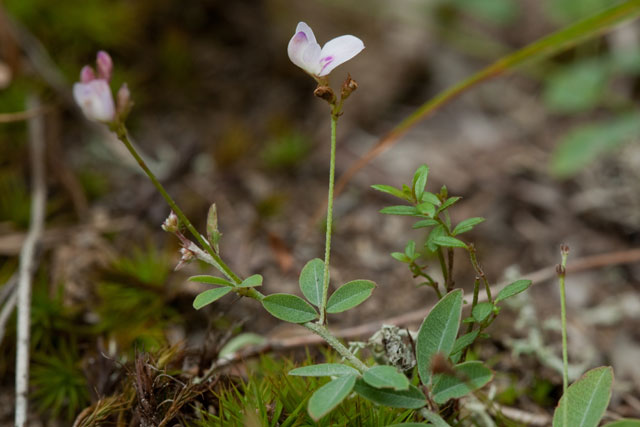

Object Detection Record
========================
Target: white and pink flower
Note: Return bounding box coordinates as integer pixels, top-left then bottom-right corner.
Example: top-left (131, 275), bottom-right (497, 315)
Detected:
top-left (287, 22), bottom-right (364, 79)
top-left (73, 51), bottom-right (117, 123)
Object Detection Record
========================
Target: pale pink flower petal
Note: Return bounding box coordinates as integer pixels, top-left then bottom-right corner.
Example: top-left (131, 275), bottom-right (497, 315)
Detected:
top-left (287, 22), bottom-right (364, 78)
top-left (73, 79), bottom-right (116, 122)
top-left (288, 22), bottom-right (320, 75)
top-left (80, 66), bottom-right (96, 83)
top-left (96, 51), bottom-right (113, 81)
top-left (317, 35), bottom-right (364, 77)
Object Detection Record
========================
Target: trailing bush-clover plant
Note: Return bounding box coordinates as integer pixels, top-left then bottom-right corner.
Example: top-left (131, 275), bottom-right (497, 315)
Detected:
top-left (73, 24), bottom-right (640, 426)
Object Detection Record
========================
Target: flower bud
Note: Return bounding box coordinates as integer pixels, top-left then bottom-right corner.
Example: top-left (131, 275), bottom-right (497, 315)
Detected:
top-left (161, 211), bottom-right (179, 233)
top-left (116, 83), bottom-right (132, 118)
top-left (73, 79), bottom-right (116, 123)
top-left (80, 65), bottom-right (96, 83)
top-left (96, 51), bottom-right (113, 82)
top-left (175, 247), bottom-right (195, 271)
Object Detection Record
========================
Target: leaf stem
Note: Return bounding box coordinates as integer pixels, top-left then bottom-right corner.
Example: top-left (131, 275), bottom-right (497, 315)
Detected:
top-left (320, 112), bottom-right (339, 324)
top-left (468, 244), bottom-right (492, 302)
top-left (303, 322), bottom-right (368, 372)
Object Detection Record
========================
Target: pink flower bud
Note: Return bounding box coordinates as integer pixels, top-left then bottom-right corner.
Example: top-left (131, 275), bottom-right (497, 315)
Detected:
top-left (96, 51), bottom-right (113, 81)
top-left (116, 83), bottom-right (131, 114)
top-left (73, 79), bottom-right (116, 123)
top-left (80, 66), bottom-right (96, 83)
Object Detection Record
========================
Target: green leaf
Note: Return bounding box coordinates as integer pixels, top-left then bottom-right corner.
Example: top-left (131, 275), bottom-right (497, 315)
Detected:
top-left (421, 192), bottom-right (441, 206)
top-left (550, 113), bottom-right (640, 178)
top-left (450, 330), bottom-right (480, 363)
top-left (438, 197), bottom-right (461, 213)
top-left (380, 205), bottom-right (420, 216)
top-left (299, 258), bottom-right (324, 307)
top-left (218, 333), bottom-right (267, 359)
top-left (391, 252), bottom-right (411, 263)
top-left (416, 202), bottom-right (436, 218)
top-left (308, 374), bottom-right (356, 421)
top-left (416, 290), bottom-right (463, 385)
top-left (452, 217), bottom-right (485, 236)
top-left (188, 275), bottom-right (233, 287)
top-left (432, 361), bottom-right (494, 404)
top-left (326, 280), bottom-right (376, 314)
top-left (432, 236), bottom-right (468, 249)
top-left (419, 409), bottom-right (452, 427)
top-left (413, 218), bottom-right (439, 229)
top-left (362, 365), bottom-right (410, 390)
top-left (193, 287), bottom-right (233, 309)
top-left (206, 203), bottom-right (221, 252)
top-left (353, 379), bottom-right (426, 408)
top-left (289, 363), bottom-right (360, 377)
top-left (495, 279), bottom-right (532, 303)
top-left (553, 366), bottom-right (613, 427)
top-left (546, 0), bottom-right (614, 24)
top-left (453, 0), bottom-right (519, 26)
top-left (239, 274), bottom-right (263, 287)
top-left (425, 225), bottom-right (446, 252)
top-left (412, 165), bottom-right (429, 202)
top-left (602, 420), bottom-right (640, 427)
top-left (472, 302), bottom-right (494, 322)
top-left (405, 240), bottom-right (416, 258)
top-left (543, 58), bottom-right (609, 113)
top-left (371, 184), bottom-right (406, 200)
top-left (386, 424), bottom-right (430, 427)
top-left (261, 293), bottom-right (318, 323)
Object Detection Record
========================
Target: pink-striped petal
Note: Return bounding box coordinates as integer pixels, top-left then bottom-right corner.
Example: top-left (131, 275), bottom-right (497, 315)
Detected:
top-left (318, 35), bottom-right (364, 77)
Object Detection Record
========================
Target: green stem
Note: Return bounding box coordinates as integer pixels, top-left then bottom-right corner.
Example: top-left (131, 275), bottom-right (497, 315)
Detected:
top-left (320, 113), bottom-right (338, 325)
top-left (303, 322), bottom-right (368, 372)
top-left (558, 246), bottom-right (570, 426)
top-left (437, 248), bottom-right (449, 291)
top-left (113, 125), bottom-right (264, 299)
top-left (468, 245), bottom-right (492, 302)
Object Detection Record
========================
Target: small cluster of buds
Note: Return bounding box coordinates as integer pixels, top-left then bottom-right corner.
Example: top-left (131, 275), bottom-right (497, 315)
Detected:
top-left (73, 51), bottom-right (132, 123)
top-left (175, 247), bottom-right (195, 271)
top-left (161, 211), bottom-right (179, 233)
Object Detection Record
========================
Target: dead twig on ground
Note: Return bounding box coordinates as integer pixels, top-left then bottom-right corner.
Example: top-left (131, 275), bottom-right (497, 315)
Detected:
top-left (15, 94), bottom-right (47, 427)
top-left (0, 274), bottom-right (18, 345)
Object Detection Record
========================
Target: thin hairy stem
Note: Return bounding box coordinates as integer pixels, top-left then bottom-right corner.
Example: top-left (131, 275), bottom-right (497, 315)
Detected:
top-left (303, 322), bottom-right (368, 372)
top-left (320, 113), bottom-right (338, 325)
top-left (113, 124), bottom-right (242, 285)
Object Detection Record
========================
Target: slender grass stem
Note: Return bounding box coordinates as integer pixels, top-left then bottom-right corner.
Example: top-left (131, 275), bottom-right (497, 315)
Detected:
top-left (558, 245), bottom-right (570, 427)
top-left (319, 114), bottom-right (338, 325)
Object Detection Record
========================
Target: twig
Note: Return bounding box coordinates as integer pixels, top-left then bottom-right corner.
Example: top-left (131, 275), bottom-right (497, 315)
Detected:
top-left (15, 94), bottom-right (47, 427)
top-left (212, 248), bottom-right (640, 361)
top-left (0, 277), bottom-right (18, 346)
top-left (0, 105), bottom-right (52, 123)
